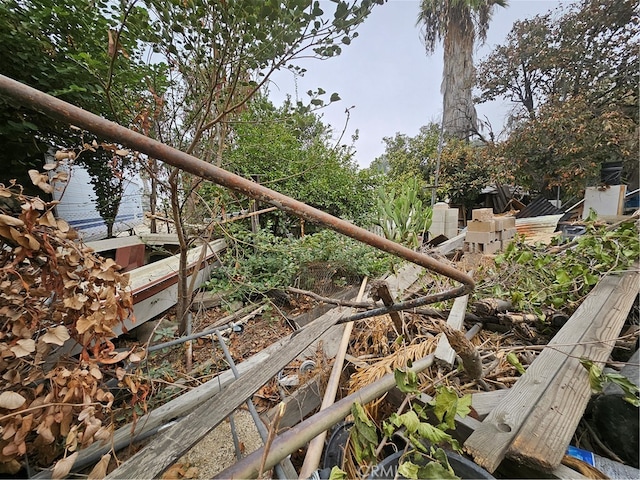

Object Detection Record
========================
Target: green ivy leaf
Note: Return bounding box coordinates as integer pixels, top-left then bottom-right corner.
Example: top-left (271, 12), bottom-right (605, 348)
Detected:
top-left (398, 460), bottom-right (420, 479)
top-left (580, 358), bottom-right (605, 392)
top-left (507, 352), bottom-right (526, 375)
top-left (351, 402), bottom-right (378, 445)
top-left (395, 410), bottom-right (420, 434)
top-left (604, 373), bottom-right (640, 407)
top-left (328, 466), bottom-right (347, 480)
top-left (415, 421), bottom-right (454, 446)
top-left (394, 368), bottom-right (419, 394)
top-left (417, 461), bottom-right (460, 479)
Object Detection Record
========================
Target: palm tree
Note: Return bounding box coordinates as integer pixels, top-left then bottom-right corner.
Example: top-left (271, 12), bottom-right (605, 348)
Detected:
top-left (418, 0), bottom-right (508, 141)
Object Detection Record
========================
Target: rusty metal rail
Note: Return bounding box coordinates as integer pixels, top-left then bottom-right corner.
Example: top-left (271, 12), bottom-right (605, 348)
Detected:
top-left (0, 74), bottom-right (474, 319)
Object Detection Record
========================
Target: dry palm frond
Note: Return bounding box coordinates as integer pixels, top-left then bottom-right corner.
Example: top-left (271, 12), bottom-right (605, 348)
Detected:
top-left (350, 314), bottom-right (396, 358)
top-left (348, 338), bottom-right (438, 418)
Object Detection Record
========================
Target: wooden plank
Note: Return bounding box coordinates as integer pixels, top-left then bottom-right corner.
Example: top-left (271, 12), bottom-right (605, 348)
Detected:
top-left (432, 232), bottom-right (466, 256)
top-left (370, 281), bottom-right (403, 333)
top-left (464, 271), bottom-right (639, 472)
top-left (506, 270), bottom-right (639, 471)
top-left (105, 305), bottom-right (353, 479)
top-left (434, 278), bottom-right (471, 365)
top-left (381, 261), bottom-right (424, 299)
top-left (471, 390), bottom-right (509, 419)
top-left (33, 324), bottom-right (298, 478)
top-left (263, 377), bottom-right (323, 433)
top-left (85, 235), bottom-right (144, 252)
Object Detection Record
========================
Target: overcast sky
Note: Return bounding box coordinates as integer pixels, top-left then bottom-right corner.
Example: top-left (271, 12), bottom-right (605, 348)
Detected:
top-left (268, 0), bottom-right (571, 168)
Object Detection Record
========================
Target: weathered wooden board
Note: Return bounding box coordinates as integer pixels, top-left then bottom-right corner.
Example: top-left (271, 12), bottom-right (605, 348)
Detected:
top-left (105, 305), bottom-right (352, 479)
top-left (434, 273), bottom-right (472, 365)
top-left (262, 377), bottom-right (323, 433)
top-left (464, 270), bottom-right (639, 472)
top-left (507, 270), bottom-right (639, 470)
top-left (381, 262), bottom-right (424, 299)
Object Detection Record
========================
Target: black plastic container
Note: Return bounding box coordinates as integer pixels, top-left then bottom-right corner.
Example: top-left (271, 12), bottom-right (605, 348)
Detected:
top-left (367, 450), bottom-right (494, 480)
top-left (601, 161), bottom-right (623, 185)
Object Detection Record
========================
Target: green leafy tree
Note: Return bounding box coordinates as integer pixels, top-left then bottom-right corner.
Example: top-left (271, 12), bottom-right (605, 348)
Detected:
top-left (476, 0), bottom-right (639, 196)
top-left (204, 96), bottom-right (378, 233)
top-left (141, 0), bottom-right (385, 331)
top-left (372, 124), bottom-right (440, 182)
top-left (0, 0), bottom-right (165, 234)
top-left (438, 140), bottom-right (494, 212)
top-left (477, 0), bottom-right (638, 124)
top-left (417, 0), bottom-right (507, 141)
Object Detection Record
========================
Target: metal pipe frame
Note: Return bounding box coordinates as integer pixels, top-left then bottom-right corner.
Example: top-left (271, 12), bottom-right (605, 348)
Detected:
top-left (0, 75), bottom-right (474, 315)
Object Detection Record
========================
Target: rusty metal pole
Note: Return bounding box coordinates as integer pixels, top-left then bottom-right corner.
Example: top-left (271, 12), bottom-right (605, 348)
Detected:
top-left (0, 75), bottom-right (474, 307)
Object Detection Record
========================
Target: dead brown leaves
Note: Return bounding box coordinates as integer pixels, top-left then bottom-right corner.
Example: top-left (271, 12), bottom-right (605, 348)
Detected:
top-left (0, 171), bottom-right (144, 472)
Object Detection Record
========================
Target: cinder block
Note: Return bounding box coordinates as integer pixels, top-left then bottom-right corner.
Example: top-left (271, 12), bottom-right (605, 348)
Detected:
top-left (472, 208), bottom-right (494, 221)
top-left (446, 209), bottom-right (458, 224)
top-left (497, 228), bottom-right (516, 241)
top-left (465, 230), bottom-right (497, 244)
top-left (464, 240), bottom-right (500, 255)
top-left (429, 222), bottom-right (445, 237)
top-left (494, 215), bottom-right (516, 230)
top-left (501, 238), bottom-right (516, 250)
top-left (467, 220), bottom-right (496, 233)
top-left (484, 241), bottom-right (501, 254)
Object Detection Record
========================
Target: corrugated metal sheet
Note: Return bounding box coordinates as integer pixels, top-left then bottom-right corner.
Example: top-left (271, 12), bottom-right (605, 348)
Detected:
top-left (516, 214), bottom-right (564, 238)
top-left (516, 195), bottom-right (564, 219)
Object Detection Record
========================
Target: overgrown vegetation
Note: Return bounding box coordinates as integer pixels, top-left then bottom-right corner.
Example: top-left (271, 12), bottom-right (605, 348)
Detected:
top-left (475, 216), bottom-right (640, 318)
top-left (0, 175), bottom-right (145, 476)
top-left (206, 227), bottom-right (396, 304)
top-left (340, 369), bottom-right (473, 480)
top-left (375, 177), bottom-right (432, 249)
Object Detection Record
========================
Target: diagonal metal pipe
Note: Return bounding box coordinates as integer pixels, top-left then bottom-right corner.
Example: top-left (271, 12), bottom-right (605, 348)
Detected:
top-left (0, 75), bottom-right (474, 313)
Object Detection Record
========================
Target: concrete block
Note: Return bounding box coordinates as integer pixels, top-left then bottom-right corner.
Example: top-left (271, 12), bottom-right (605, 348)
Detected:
top-left (446, 209), bottom-right (459, 228)
top-left (497, 228), bottom-right (516, 241)
top-left (472, 208), bottom-right (494, 221)
top-left (494, 215), bottom-right (516, 231)
top-left (465, 230), bottom-right (497, 244)
top-left (432, 209), bottom-right (447, 223)
top-left (467, 220), bottom-right (496, 233)
top-left (429, 222), bottom-right (445, 237)
top-left (464, 240), bottom-right (501, 255)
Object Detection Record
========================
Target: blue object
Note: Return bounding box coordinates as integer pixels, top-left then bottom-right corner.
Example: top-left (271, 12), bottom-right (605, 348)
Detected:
top-left (567, 445), bottom-right (595, 466)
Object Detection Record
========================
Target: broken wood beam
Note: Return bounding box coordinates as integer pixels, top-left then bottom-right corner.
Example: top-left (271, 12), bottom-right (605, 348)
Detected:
top-left (298, 278), bottom-right (368, 478)
top-left (370, 280), bottom-right (403, 334)
top-left (262, 377), bottom-right (323, 433)
top-left (464, 269), bottom-right (639, 473)
top-left (472, 298), bottom-right (513, 317)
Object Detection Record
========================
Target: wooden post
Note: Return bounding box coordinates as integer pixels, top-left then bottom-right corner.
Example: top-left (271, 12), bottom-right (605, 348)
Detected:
top-left (369, 280), bottom-right (403, 334)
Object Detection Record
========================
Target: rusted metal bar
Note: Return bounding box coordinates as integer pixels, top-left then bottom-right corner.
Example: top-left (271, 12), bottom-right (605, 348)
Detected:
top-left (0, 75), bottom-right (474, 312)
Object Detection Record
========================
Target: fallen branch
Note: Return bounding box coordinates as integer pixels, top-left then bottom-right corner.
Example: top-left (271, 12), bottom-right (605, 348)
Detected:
top-left (436, 320), bottom-right (483, 380)
top-left (286, 286), bottom-right (375, 308)
top-left (473, 298), bottom-right (513, 317)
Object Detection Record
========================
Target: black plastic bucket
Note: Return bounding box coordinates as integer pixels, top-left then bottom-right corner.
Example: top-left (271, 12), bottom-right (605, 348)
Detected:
top-left (367, 450), bottom-right (495, 480)
top-left (601, 162), bottom-right (623, 185)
